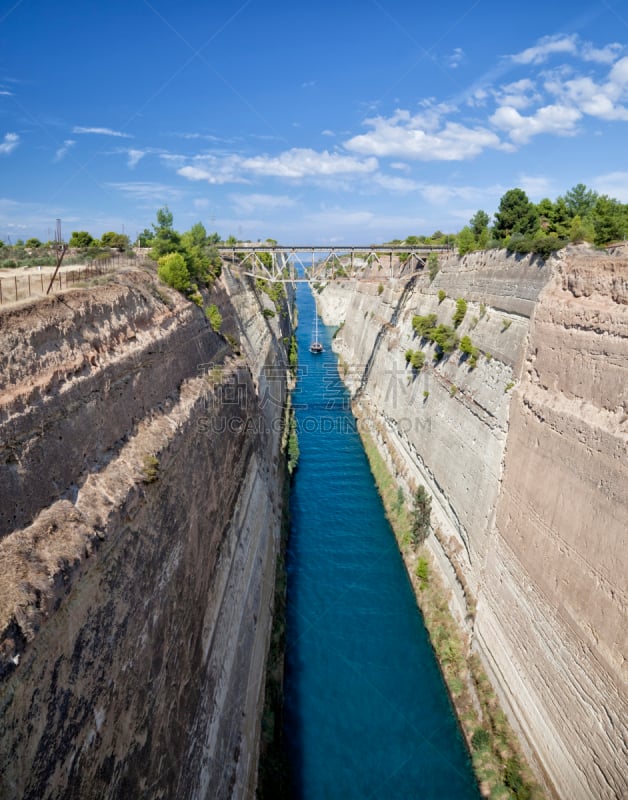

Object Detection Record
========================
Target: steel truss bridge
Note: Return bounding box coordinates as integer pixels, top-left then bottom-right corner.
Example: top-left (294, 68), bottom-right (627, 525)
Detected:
top-left (216, 244), bottom-right (451, 283)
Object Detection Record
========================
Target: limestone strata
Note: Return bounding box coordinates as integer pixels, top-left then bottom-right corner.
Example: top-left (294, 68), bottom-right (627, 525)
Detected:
top-left (0, 266), bottom-right (290, 799)
top-left (317, 246), bottom-right (628, 799)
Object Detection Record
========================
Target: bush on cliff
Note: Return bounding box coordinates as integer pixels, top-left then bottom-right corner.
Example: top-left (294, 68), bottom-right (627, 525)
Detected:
top-left (411, 485), bottom-right (432, 546)
top-left (158, 252), bottom-right (190, 292)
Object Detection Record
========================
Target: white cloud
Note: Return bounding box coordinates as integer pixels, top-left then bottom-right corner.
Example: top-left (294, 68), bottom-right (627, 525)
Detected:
top-left (241, 148), bottom-right (378, 178)
top-left (173, 148), bottom-right (377, 185)
top-left (231, 193), bottom-right (296, 214)
top-left (581, 42), bottom-right (623, 65)
top-left (592, 171), bottom-right (628, 202)
top-left (448, 48), bottom-right (464, 69)
top-left (544, 56), bottom-right (628, 121)
top-left (490, 103), bottom-right (581, 144)
top-left (302, 80), bottom-right (316, 88)
top-left (107, 182), bottom-right (184, 203)
top-left (494, 78), bottom-right (541, 110)
top-left (193, 198), bottom-right (209, 209)
top-left (73, 126), bottom-right (131, 138)
top-left (511, 34), bottom-right (578, 65)
top-left (54, 139), bottom-right (75, 161)
top-left (372, 173), bottom-right (419, 192)
top-left (0, 90), bottom-right (13, 96)
top-left (345, 111), bottom-right (502, 160)
top-left (518, 174), bottom-right (553, 200)
top-left (321, 129), bottom-right (335, 137)
top-left (0, 132), bottom-right (19, 154)
top-left (127, 149), bottom-right (145, 168)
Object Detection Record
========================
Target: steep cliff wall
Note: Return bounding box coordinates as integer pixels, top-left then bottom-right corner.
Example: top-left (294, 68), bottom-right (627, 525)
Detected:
top-left (0, 265), bottom-right (290, 798)
top-left (317, 246), bottom-right (627, 800)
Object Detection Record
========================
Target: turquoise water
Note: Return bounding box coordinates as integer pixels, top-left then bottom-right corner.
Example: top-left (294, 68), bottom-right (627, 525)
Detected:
top-left (283, 284), bottom-right (480, 799)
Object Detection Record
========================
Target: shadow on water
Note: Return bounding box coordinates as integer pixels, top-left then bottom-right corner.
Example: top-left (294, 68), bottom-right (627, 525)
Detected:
top-left (283, 283), bottom-right (480, 800)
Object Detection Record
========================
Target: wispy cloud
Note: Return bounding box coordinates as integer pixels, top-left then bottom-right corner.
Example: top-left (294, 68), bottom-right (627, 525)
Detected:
top-left (127, 149), bottom-right (145, 168)
top-left (230, 193), bottom-right (297, 214)
top-left (54, 139), bottom-right (75, 161)
top-left (172, 148), bottom-right (378, 185)
top-left (73, 126), bottom-right (132, 138)
top-left (107, 181), bottom-right (184, 203)
top-left (301, 80), bottom-right (317, 88)
top-left (510, 34), bottom-right (623, 66)
top-left (0, 132), bottom-right (19, 155)
top-left (448, 48), bottom-right (464, 69)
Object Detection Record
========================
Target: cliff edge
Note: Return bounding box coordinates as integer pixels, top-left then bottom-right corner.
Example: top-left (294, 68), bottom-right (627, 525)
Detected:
top-left (317, 245), bottom-right (627, 800)
top-left (0, 264), bottom-right (291, 799)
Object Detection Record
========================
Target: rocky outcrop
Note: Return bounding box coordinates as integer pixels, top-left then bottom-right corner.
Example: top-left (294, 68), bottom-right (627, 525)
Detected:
top-left (0, 265), bottom-right (290, 798)
top-left (317, 246), bottom-right (627, 800)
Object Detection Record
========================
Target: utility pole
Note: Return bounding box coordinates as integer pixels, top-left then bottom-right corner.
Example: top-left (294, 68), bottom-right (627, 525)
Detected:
top-left (46, 219), bottom-right (67, 295)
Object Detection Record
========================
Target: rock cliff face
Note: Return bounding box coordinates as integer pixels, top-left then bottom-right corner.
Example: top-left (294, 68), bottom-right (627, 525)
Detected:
top-left (0, 265), bottom-right (291, 799)
top-left (316, 246), bottom-right (627, 800)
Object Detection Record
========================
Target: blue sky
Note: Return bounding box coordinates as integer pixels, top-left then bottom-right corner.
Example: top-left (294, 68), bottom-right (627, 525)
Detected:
top-left (1, 0), bottom-right (627, 244)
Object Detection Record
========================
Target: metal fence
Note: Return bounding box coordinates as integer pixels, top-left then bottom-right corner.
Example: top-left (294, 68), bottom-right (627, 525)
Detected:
top-left (0, 255), bottom-right (142, 306)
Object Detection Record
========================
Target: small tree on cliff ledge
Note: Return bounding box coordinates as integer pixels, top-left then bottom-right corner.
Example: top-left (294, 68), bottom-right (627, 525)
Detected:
top-left (411, 485), bottom-right (432, 546)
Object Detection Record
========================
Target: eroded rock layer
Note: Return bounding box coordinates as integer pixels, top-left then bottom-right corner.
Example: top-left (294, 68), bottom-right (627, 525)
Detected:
top-left (317, 246), bottom-right (627, 800)
top-left (0, 265), bottom-right (290, 799)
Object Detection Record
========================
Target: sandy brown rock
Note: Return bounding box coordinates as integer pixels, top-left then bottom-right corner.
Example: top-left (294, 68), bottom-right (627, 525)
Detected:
top-left (0, 266), bottom-right (290, 799)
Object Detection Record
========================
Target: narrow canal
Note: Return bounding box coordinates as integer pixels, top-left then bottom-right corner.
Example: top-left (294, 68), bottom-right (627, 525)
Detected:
top-left (283, 284), bottom-right (480, 799)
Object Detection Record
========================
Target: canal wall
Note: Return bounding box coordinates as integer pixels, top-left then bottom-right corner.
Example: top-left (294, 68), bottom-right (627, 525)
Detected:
top-left (316, 245), bottom-right (628, 800)
top-left (0, 265), bottom-right (291, 798)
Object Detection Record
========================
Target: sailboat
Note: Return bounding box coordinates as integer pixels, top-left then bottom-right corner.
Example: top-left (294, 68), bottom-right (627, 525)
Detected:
top-left (309, 314), bottom-right (324, 353)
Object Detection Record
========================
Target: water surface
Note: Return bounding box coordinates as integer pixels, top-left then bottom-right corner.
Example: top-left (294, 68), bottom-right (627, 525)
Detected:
top-left (283, 285), bottom-right (479, 799)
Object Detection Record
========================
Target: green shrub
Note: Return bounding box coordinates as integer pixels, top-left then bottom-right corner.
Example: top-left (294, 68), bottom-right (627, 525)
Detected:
top-left (471, 727), bottom-right (491, 751)
top-left (410, 350), bottom-right (425, 370)
top-left (416, 557), bottom-right (429, 587)
top-left (423, 390), bottom-right (429, 400)
top-left (377, 282), bottom-right (384, 295)
top-left (205, 303), bottom-right (222, 333)
top-left (438, 289), bottom-right (446, 303)
top-left (158, 252), bottom-right (190, 291)
top-left (452, 298), bottom-right (467, 327)
top-left (412, 313), bottom-right (438, 338)
top-left (427, 252), bottom-right (439, 282)
top-left (411, 486), bottom-right (432, 546)
top-left (501, 318), bottom-right (512, 331)
top-left (505, 381), bottom-right (515, 392)
top-left (262, 307), bottom-right (276, 318)
top-left (405, 348), bottom-right (414, 363)
top-left (142, 455), bottom-right (159, 483)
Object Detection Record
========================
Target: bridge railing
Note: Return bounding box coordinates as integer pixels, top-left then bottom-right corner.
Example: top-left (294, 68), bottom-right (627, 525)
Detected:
top-left (216, 244), bottom-right (451, 282)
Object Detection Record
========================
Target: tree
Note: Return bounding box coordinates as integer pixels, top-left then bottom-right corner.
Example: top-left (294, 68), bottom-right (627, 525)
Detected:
top-left (69, 231), bottom-right (95, 248)
top-left (405, 235), bottom-right (421, 245)
top-left (101, 231), bottom-right (130, 250)
top-left (150, 206), bottom-right (182, 259)
top-left (470, 210), bottom-right (489, 238)
top-left (25, 237), bottom-right (42, 248)
top-left (592, 195), bottom-right (628, 245)
top-left (157, 252), bottom-right (190, 291)
top-left (493, 188), bottom-right (539, 240)
top-left (569, 214), bottom-right (595, 244)
top-left (564, 183), bottom-right (598, 218)
top-left (456, 226), bottom-right (475, 255)
top-left (138, 228), bottom-right (154, 247)
top-left (411, 486), bottom-right (432, 546)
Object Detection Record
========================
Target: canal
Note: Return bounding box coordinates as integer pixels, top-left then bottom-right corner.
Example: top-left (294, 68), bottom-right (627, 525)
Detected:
top-left (283, 283), bottom-right (480, 799)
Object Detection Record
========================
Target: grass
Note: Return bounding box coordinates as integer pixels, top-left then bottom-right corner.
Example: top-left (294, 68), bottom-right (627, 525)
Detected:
top-left (358, 423), bottom-right (544, 800)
